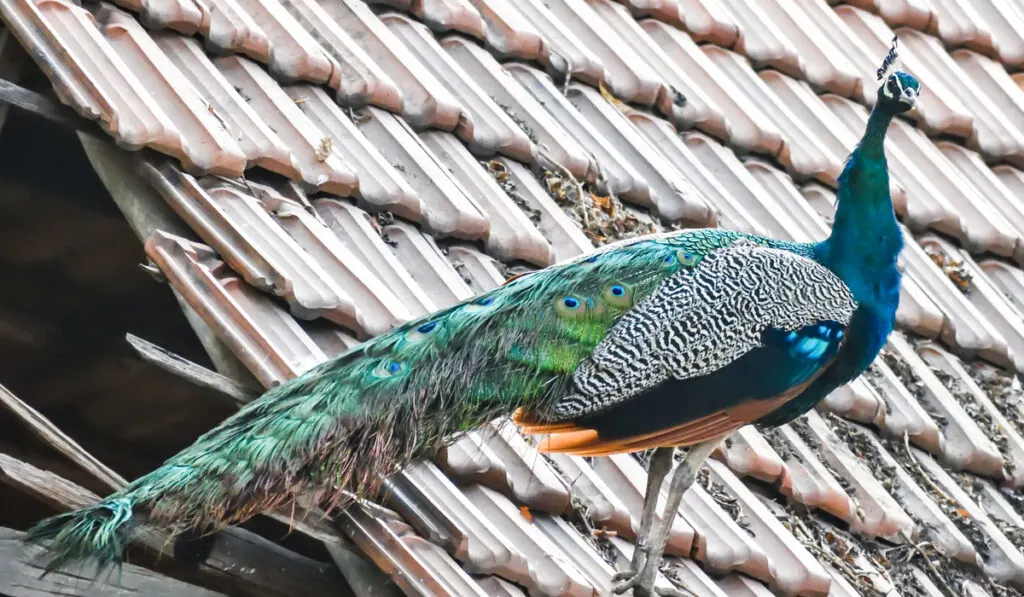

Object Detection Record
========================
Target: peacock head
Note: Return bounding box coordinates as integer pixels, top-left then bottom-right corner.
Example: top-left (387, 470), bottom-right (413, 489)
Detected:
top-left (878, 71), bottom-right (920, 113)
top-left (875, 35), bottom-right (920, 113)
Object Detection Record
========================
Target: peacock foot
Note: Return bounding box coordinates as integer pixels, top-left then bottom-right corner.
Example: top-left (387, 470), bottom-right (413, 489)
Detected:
top-left (612, 562), bottom-right (695, 597)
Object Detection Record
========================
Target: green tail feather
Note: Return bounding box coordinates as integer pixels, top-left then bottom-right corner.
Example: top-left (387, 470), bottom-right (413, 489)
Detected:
top-left (25, 230), bottom-right (798, 575)
top-left (25, 497), bottom-right (137, 575)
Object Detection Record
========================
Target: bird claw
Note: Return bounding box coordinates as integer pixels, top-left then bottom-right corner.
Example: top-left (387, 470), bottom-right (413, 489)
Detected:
top-left (611, 568), bottom-right (643, 595)
top-left (612, 567), bottom-right (696, 597)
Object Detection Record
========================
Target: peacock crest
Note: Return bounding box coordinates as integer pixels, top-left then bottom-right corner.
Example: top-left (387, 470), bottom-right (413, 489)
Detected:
top-left (876, 35), bottom-right (900, 82)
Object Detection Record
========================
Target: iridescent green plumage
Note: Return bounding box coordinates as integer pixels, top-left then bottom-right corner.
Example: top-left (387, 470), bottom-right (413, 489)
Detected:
top-left (26, 229), bottom-right (793, 573)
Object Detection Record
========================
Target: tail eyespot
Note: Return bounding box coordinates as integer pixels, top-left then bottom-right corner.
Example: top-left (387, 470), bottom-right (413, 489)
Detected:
top-left (603, 283), bottom-right (633, 308)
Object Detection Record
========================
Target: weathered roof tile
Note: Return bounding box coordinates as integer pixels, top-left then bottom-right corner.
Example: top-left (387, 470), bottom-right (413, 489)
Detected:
top-left (99, 8), bottom-right (248, 176)
top-left (384, 14), bottom-right (533, 160)
top-left (420, 131), bottom-right (553, 265)
top-left (442, 36), bottom-right (596, 181)
top-left (349, 106), bottom-right (489, 240)
top-left (317, 0), bottom-right (463, 130)
top-left (215, 55), bottom-right (359, 194)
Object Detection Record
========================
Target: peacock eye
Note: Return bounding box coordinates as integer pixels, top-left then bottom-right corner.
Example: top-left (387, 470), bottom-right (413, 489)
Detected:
top-left (375, 359), bottom-right (405, 377)
top-left (676, 250), bottom-right (699, 267)
top-left (603, 283), bottom-right (633, 307)
top-left (416, 321), bottom-right (437, 334)
top-left (476, 296), bottom-right (495, 306)
top-left (887, 76), bottom-right (899, 95)
top-left (555, 294), bottom-right (591, 319)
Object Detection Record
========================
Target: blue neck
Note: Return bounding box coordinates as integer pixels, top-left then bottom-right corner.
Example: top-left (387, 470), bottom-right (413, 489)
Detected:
top-left (814, 106), bottom-right (903, 309)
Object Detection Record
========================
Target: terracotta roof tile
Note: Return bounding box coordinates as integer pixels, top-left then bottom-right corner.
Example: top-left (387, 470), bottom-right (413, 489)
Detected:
top-left (529, 514), bottom-right (618, 595)
top-left (716, 573), bottom-right (775, 597)
top-left (192, 0), bottom-right (271, 62)
top-left (839, 0), bottom-right (935, 33)
top-left (902, 231), bottom-right (1011, 362)
top-left (1, 0), bottom-right (179, 148)
top-left (474, 576), bottom-right (527, 596)
top-left (545, 452), bottom-right (633, 534)
top-left (543, 0), bottom-right (665, 107)
top-left (888, 333), bottom-right (1007, 478)
top-left (137, 157), bottom-right (370, 327)
top-left (506, 64), bottom-right (649, 200)
top-left (260, 190), bottom-right (415, 337)
top-left (899, 28), bottom-right (1024, 159)
top-left (442, 36), bottom-right (595, 181)
top-left (972, 0), bottom-right (1024, 69)
top-left (419, 131), bottom-right (553, 265)
top-left (918, 235), bottom-right (1024, 371)
top-left (822, 377), bottom-right (885, 425)
top-left (768, 424), bottom-right (859, 522)
top-left (773, 0), bottom-right (862, 95)
top-left (925, 0), bottom-right (996, 53)
top-left (743, 161), bottom-right (830, 239)
top-left (466, 0), bottom-right (543, 62)
top-left (381, 220), bottom-right (474, 306)
top-left (385, 461), bottom-right (517, 574)
top-left (287, 85), bottom-right (422, 216)
top-left (337, 504), bottom-right (492, 597)
top-left (951, 49), bottom-right (1024, 166)
top-left (919, 342), bottom-right (1024, 489)
top-left (682, 135), bottom-right (813, 242)
top-left (565, 83), bottom-right (713, 224)
top-left (657, 0), bottom-right (739, 46)
top-left (714, 426), bottom-right (786, 483)
top-left (630, 119), bottom-right (763, 234)
top-left (827, 417), bottom-right (979, 564)
top-left (278, 0), bottom-right (406, 108)
top-left (705, 459), bottom-right (831, 595)
top-left (913, 449), bottom-right (1024, 586)
top-left (862, 356), bottom-right (944, 453)
top-left (143, 231), bottom-right (326, 386)
top-left (499, 0), bottom-right (605, 84)
top-left (226, 0), bottom-right (336, 85)
top-left (384, 14), bottom-right (533, 160)
top-left (312, 199), bottom-right (437, 316)
top-left (716, 0), bottom-right (801, 74)
top-left (589, 455), bottom-right (695, 556)
top-left (152, 34), bottom-right (290, 173)
top-left (651, 27), bottom-right (783, 153)
top-left (705, 53), bottom-right (834, 182)
top-left (461, 484), bottom-right (596, 596)
top-left (99, 8), bottom-right (248, 176)
top-left (214, 55), bottom-right (359, 193)
top-left (938, 143), bottom-right (1024, 262)
top-left (317, 1), bottom-right (463, 130)
top-left (446, 244), bottom-right (506, 293)
top-left (349, 106), bottom-right (489, 240)
top-left (463, 422), bottom-right (572, 513)
top-left (490, 157), bottom-right (593, 263)
top-left (109, 0), bottom-right (203, 32)
top-left (369, 0), bottom-right (486, 38)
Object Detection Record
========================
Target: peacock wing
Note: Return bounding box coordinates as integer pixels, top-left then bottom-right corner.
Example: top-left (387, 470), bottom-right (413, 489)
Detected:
top-left (514, 241), bottom-right (858, 456)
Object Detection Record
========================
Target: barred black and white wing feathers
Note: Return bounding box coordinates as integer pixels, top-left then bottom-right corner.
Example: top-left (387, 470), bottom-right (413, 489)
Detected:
top-left (516, 242), bottom-right (858, 456)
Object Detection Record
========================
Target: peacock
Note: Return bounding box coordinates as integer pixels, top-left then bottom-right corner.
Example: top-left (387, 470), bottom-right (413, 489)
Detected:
top-left (26, 40), bottom-right (919, 597)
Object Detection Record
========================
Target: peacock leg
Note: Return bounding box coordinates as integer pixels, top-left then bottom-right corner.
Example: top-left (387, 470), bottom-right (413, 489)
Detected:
top-left (612, 447), bottom-right (675, 584)
top-left (612, 439), bottom-right (721, 597)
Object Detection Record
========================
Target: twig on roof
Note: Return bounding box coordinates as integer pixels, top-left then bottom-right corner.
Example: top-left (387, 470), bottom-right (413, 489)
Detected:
top-left (0, 383), bottom-right (126, 491)
top-left (125, 333), bottom-right (259, 407)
